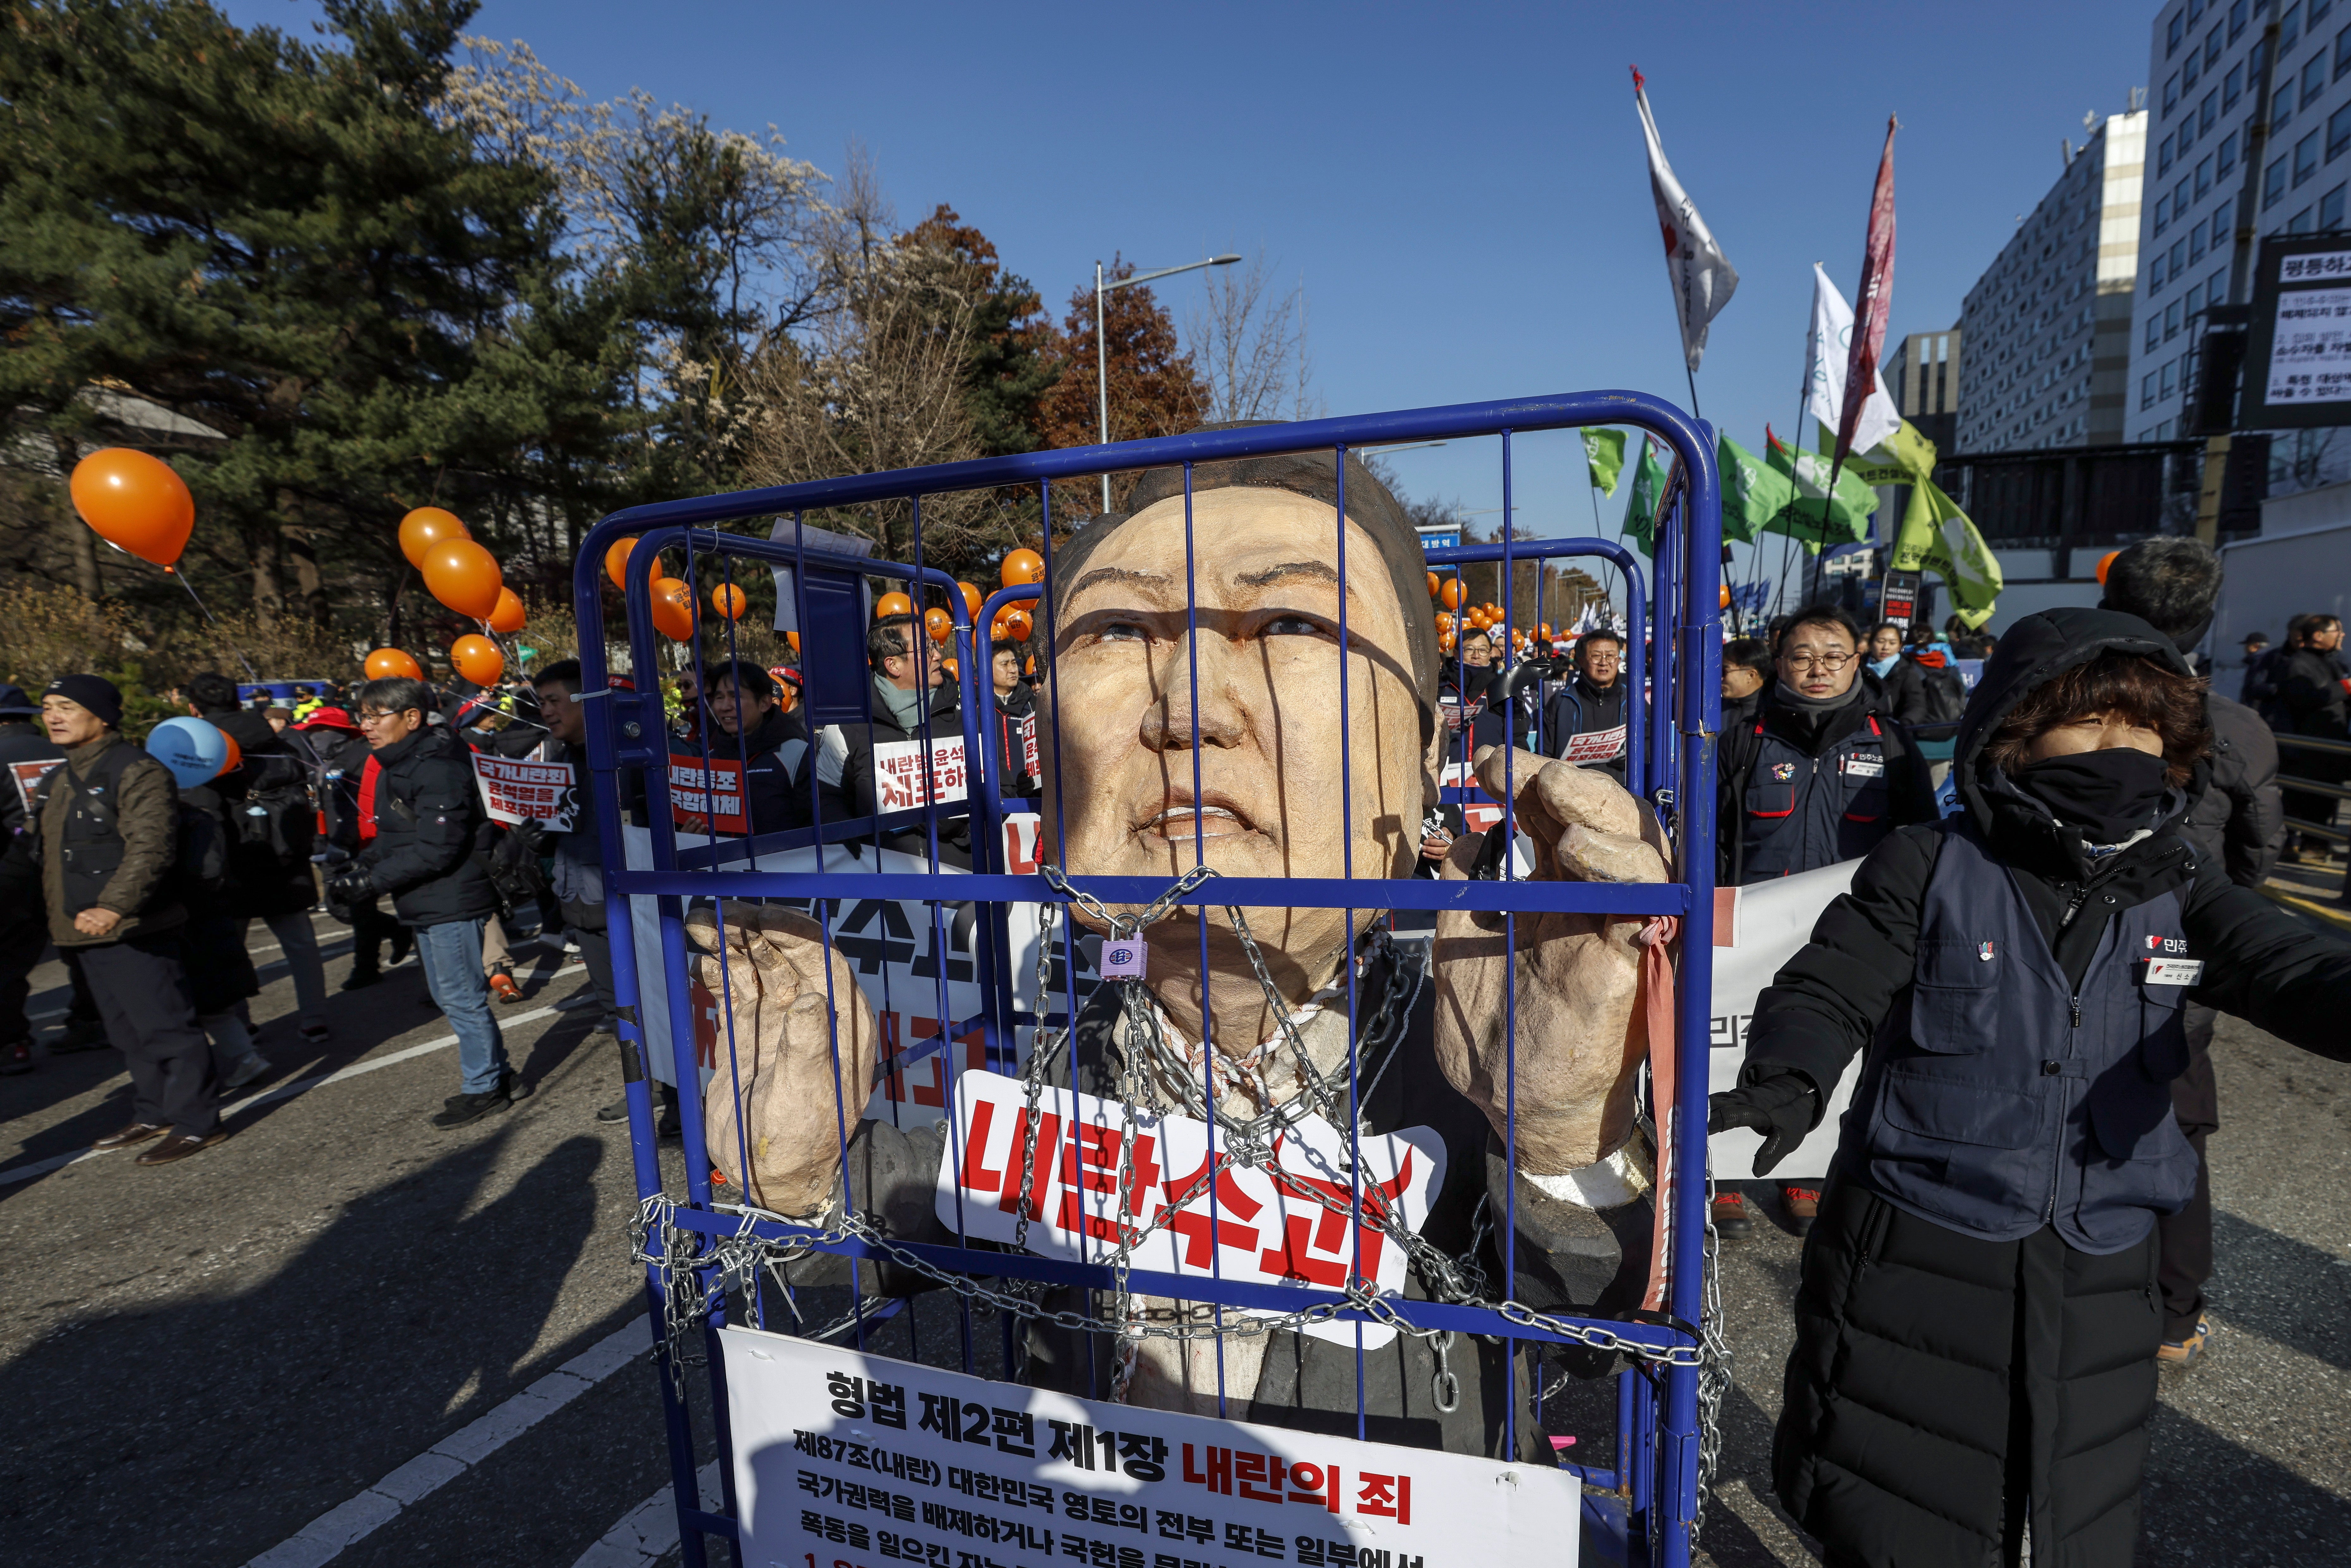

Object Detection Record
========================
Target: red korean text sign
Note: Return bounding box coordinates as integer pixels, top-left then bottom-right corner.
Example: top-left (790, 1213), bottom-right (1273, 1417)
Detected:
top-left (669, 754), bottom-right (747, 834)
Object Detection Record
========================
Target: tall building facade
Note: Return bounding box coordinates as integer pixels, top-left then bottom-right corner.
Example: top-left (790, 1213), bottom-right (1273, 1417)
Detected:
top-left (1956, 108), bottom-right (2148, 452)
top-left (1883, 328), bottom-right (1963, 453)
top-left (2128, 0), bottom-right (2351, 444)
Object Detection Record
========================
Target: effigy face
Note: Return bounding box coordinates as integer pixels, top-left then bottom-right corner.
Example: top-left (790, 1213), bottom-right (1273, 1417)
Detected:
top-left (1035, 488), bottom-right (1431, 975)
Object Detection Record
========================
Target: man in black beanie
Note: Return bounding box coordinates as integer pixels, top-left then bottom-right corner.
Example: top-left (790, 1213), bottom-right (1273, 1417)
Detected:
top-left (13, 676), bottom-right (222, 1163)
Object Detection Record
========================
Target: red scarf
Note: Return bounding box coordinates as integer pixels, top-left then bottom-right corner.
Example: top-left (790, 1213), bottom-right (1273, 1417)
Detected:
top-left (357, 753), bottom-right (382, 842)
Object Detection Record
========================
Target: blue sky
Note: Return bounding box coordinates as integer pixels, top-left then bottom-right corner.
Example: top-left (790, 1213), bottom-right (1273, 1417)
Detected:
top-left (226, 0), bottom-right (2159, 590)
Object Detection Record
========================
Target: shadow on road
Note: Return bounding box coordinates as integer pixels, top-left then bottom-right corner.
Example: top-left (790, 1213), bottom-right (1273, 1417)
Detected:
top-left (0, 1119), bottom-right (631, 1568)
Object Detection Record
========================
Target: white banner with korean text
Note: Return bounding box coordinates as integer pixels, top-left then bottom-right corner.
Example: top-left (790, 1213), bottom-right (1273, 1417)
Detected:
top-left (937, 1069), bottom-right (1445, 1350)
top-left (470, 753), bottom-right (576, 831)
top-left (720, 1326), bottom-right (1578, 1568)
top-left (1706, 858), bottom-right (1862, 1180)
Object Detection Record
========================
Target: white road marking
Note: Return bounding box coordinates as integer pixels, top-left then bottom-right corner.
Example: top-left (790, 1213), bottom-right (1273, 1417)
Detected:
top-left (0, 971), bottom-right (589, 1186)
top-left (572, 1461), bottom-right (722, 1568)
top-left (242, 1314), bottom-right (654, 1568)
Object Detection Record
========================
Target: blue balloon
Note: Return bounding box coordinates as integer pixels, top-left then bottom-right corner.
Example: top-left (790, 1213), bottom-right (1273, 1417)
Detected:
top-left (146, 716), bottom-right (229, 790)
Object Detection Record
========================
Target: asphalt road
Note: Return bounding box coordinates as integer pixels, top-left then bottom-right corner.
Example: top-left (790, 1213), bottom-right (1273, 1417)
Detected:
top-left (1, 906), bottom-right (2345, 1568)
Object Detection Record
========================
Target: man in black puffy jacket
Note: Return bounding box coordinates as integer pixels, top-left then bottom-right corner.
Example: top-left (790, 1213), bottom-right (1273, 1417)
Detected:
top-left (2100, 538), bottom-right (2284, 1370)
top-left (327, 676), bottom-right (512, 1127)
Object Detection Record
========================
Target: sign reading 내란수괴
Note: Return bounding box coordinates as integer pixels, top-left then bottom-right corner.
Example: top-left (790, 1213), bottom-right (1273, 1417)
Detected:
top-left (719, 1326), bottom-right (1580, 1568)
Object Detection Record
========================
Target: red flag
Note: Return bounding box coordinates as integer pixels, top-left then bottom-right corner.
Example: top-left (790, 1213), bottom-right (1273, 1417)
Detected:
top-left (1835, 117), bottom-right (1899, 463)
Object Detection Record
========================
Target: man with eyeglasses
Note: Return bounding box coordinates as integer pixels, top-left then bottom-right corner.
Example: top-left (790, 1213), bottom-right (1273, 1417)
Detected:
top-left (1714, 605), bottom-right (1934, 1238)
top-left (326, 676), bottom-right (514, 1127)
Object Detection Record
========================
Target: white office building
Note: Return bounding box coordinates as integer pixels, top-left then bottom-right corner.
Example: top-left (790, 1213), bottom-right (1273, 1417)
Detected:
top-left (2129, 0), bottom-right (2351, 443)
top-left (1956, 108), bottom-right (2147, 452)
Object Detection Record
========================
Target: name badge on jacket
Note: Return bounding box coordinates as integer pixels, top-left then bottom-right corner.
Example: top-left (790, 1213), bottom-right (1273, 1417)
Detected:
top-left (2144, 957), bottom-right (2204, 986)
top-left (1842, 756), bottom-right (1884, 778)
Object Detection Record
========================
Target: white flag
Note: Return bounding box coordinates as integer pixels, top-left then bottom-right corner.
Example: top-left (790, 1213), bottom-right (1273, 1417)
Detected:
top-left (1635, 69), bottom-right (1739, 373)
top-left (1803, 263), bottom-right (1901, 459)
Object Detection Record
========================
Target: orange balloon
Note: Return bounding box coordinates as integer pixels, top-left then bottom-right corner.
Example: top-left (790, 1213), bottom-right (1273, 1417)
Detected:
top-left (1001, 607), bottom-right (1033, 642)
top-left (711, 584), bottom-right (748, 621)
top-left (215, 730), bottom-right (242, 778)
top-left (941, 656), bottom-right (959, 680)
top-left (1439, 630), bottom-right (1456, 654)
top-left (604, 535), bottom-right (639, 590)
top-left (70, 448), bottom-right (194, 567)
top-left (874, 591), bottom-right (913, 621)
top-left (925, 606), bottom-right (952, 642)
top-left (1427, 571), bottom-right (1440, 599)
top-left (650, 577), bottom-right (696, 641)
top-left (1439, 578), bottom-right (1463, 611)
top-left (450, 634), bottom-right (505, 685)
top-left (398, 506), bottom-right (469, 569)
top-left (422, 538), bottom-right (502, 620)
top-left (957, 582), bottom-right (983, 620)
top-left (786, 630), bottom-right (801, 654)
top-left (2095, 549), bottom-right (2120, 584)
top-left (1719, 583), bottom-right (1733, 610)
top-left (364, 647), bottom-right (424, 681)
top-left (1000, 549), bottom-right (1045, 588)
top-left (487, 586), bottom-right (526, 633)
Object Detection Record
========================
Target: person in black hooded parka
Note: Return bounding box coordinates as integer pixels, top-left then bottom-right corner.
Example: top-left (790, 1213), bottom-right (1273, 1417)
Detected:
top-left (1711, 607), bottom-right (2351, 1567)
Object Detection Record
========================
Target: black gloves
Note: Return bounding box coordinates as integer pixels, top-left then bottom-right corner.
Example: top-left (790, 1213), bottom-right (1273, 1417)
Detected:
top-left (1706, 1069), bottom-right (1821, 1177)
top-left (325, 867), bottom-right (377, 910)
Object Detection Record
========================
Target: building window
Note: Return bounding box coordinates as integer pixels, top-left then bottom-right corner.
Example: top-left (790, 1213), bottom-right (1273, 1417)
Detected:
top-left (2167, 72), bottom-right (2181, 115)
top-left (2299, 127), bottom-right (2323, 183)
top-left (2339, 23), bottom-right (2351, 77)
top-left (2319, 0), bottom-right (2336, 23)
top-left (2268, 154), bottom-right (2290, 206)
top-left (2204, 89), bottom-right (2221, 133)
top-left (2148, 312), bottom-right (2163, 352)
top-left (2198, 153), bottom-right (2216, 198)
top-left (2210, 265), bottom-right (2228, 300)
top-left (2175, 236), bottom-right (2191, 276)
top-left (2238, 0), bottom-right (2255, 36)
top-left (2293, 203), bottom-right (2319, 230)
top-left (2220, 129), bottom-right (2239, 174)
top-left (2213, 209), bottom-right (2232, 251)
top-left (2171, 9), bottom-right (2186, 54)
top-left (2193, 217), bottom-right (2209, 260)
top-left (2178, 175), bottom-right (2193, 214)
top-left (2331, 100), bottom-right (2351, 158)
top-left (2326, 181), bottom-right (2349, 227)
top-left (2162, 360), bottom-right (2179, 400)
top-left (2307, 53), bottom-right (2330, 106)
top-left (2144, 371), bottom-right (2159, 410)
top-left (2278, 79), bottom-right (2297, 130)
top-left (2167, 301), bottom-right (2184, 340)
top-left (2287, 1), bottom-right (2305, 52)
top-left (2187, 45), bottom-right (2203, 91)
top-left (2155, 194), bottom-right (2172, 234)
top-left (2211, 25), bottom-right (2226, 66)
top-left (2227, 62), bottom-right (2245, 111)
top-left (2188, 282), bottom-right (2206, 318)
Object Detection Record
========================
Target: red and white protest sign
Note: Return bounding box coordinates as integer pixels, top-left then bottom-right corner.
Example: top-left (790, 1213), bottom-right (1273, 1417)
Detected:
top-left (1439, 760), bottom-right (1502, 834)
top-left (936, 1069), bottom-right (1445, 1349)
top-left (1020, 712), bottom-right (1038, 781)
top-left (470, 754), bottom-right (576, 831)
top-left (10, 758), bottom-right (63, 818)
top-left (872, 736), bottom-right (968, 813)
top-left (669, 754), bottom-right (747, 834)
top-left (1559, 722), bottom-right (1627, 766)
top-left (720, 1328), bottom-right (1581, 1568)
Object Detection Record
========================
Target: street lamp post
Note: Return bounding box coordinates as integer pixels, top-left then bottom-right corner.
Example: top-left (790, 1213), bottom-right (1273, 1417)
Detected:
top-left (1094, 254), bottom-right (1241, 512)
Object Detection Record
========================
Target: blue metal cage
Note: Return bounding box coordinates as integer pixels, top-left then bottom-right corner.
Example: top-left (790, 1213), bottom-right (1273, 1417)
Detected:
top-left (574, 392), bottom-right (1725, 1567)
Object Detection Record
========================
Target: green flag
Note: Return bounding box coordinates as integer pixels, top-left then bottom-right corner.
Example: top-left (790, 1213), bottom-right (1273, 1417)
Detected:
top-left (1582, 427), bottom-right (1627, 497)
top-left (1892, 475), bottom-right (2005, 628)
top-left (1817, 417), bottom-right (1938, 486)
top-left (1621, 437), bottom-right (1670, 555)
top-left (1717, 432), bottom-right (1791, 544)
top-left (1765, 432), bottom-right (1876, 545)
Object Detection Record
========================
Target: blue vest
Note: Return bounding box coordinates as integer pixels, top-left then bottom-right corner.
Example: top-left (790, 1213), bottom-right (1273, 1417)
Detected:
top-left (1736, 713), bottom-right (1894, 882)
top-left (1850, 822), bottom-right (2200, 1253)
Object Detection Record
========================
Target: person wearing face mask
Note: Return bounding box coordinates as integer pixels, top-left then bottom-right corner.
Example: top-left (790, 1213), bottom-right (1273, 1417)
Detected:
top-left (1860, 619), bottom-right (1928, 724)
top-left (1711, 607), bottom-right (2351, 1568)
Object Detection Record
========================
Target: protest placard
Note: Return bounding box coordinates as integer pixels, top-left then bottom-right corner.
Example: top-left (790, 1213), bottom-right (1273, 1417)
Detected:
top-left (937, 1070), bottom-right (1444, 1349)
top-left (469, 754), bottom-right (576, 830)
top-left (720, 1327), bottom-right (1580, 1568)
top-left (11, 758), bottom-right (63, 817)
top-left (872, 736), bottom-right (969, 813)
top-left (669, 754), bottom-right (748, 834)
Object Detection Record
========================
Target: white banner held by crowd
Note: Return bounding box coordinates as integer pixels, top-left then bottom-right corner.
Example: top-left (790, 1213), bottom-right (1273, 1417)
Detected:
top-left (469, 754), bottom-right (576, 831)
top-left (720, 1327), bottom-right (1580, 1568)
top-left (872, 736), bottom-right (969, 813)
top-left (1707, 858), bottom-right (1862, 1180)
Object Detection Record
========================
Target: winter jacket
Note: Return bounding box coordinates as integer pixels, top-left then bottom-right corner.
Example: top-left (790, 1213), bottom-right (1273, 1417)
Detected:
top-left (1717, 684), bottom-right (1935, 885)
top-left (1750, 607), bottom-right (2351, 1564)
top-left (695, 705), bottom-right (818, 839)
top-left (2184, 690), bottom-right (2285, 887)
top-left (28, 733), bottom-right (185, 946)
top-left (990, 682), bottom-right (1040, 795)
top-left (836, 676), bottom-right (970, 865)
top-left (2241, 645), bottom-right (2284, 714)
top-left (2275, 643), bottom-right (2351, 738)
top-left (1860, 656), bottom-right (1929, 724)
top-left (178, 782), bottom-right (260, 1016)
top-left (0, 719), bottom-right (62, 842)
top-left (200, 703), bottom-right (318, 917)
top-left (357, 725), bottom-right (500, 928)
top-left (1539, 675), bottom-right (1629, 779)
